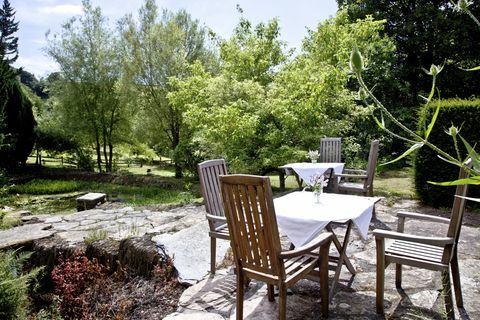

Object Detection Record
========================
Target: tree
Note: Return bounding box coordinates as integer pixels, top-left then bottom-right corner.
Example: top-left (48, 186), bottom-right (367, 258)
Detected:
top-left (178, 15), bottom-right (290, 174)
top-left (219, 8), bottom-right (288, 86)
top-left (46, 0), bottom-right (131, 172)
top-left (0, 0), bottom-right (18, 63)
top-left (337, 0), bottom-right (480, 123)
top-left (0, 0), bottom-right (36, 169)
top-left (119, 0), bottom-right (216, 177)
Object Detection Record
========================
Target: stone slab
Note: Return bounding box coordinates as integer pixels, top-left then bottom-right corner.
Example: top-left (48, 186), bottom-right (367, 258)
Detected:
top-left (0, 223), bottom-right (54, 249)
top-left (153, 220), bottom-right (230, 285)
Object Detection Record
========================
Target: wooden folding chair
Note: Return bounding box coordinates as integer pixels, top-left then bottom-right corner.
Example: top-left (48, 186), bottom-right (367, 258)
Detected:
top-left (198, 159), bottom-right (229, 274)
top-left (373, 160), bottom-right (471, 318)
top-left (333, 140), bottom-right (379, 196)
top-left (220, 174), bottom-right (332, 320)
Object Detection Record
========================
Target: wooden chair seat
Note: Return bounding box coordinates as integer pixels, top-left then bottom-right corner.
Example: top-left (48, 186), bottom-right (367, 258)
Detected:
top-left (385, 239), bottom-right (446, 270)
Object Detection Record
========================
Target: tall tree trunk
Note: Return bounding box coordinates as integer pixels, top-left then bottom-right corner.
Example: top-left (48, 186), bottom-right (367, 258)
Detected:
top-left (108, 143), bottom-right (113, 172)
top-left (95, 136), bottom-right (102, 173)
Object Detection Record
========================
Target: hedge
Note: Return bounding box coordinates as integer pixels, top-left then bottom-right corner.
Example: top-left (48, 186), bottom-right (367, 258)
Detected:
top-left (414, 98), bottom-right (480, 208)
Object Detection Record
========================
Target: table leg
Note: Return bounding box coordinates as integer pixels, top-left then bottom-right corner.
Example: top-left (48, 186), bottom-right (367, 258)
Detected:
top-left (326, 220), bottom-right (355, 302)
top-left (279, 169), bottom-right (285, 192)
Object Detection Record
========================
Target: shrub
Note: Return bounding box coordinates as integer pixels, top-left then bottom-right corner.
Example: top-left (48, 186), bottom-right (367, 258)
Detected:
top-left (0, 250), bottom-right (43, 320)
top-left (414, 99), bottom-right (480, 207)
top-left (51, 253), bottom-right (105, 319)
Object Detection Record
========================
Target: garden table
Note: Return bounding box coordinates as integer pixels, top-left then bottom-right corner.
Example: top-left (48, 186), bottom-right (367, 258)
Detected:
top-left (274, 191), bottom-right (380, 301)
top-left (278, 162), bottom-right (344, 191)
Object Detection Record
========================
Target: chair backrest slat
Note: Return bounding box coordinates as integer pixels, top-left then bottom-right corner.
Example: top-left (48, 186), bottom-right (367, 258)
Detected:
top-left (220, 174), bottom-right (283, 276)
top-left (198, 159), bottom-right (228, 217)
top-left (364, 140), bottom-right (380, 189)
top-left (320, 137), bottom-right (341, 163)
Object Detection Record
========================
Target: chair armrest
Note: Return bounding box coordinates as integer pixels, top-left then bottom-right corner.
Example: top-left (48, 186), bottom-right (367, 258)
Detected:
top-left (344, 169), bottom-right (367, 175)
top-left (333, 173), bottom-right (368, 179)
top-left (279, 233), bottom-right (332, 259)
top-left (206, 213), bottom-right (227, 223)
top-left (372, 229), bottom-right (454, 246)
top-left (396, 211), bottom-right (450, 224)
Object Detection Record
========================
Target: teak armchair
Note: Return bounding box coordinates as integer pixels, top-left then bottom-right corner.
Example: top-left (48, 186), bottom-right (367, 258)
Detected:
top-left (197, 159), bottom-right (229, 274)
top-left (219, 174), bottom-right (332, 320)
top-left (320, 137), bottom-right (342, 163)
top-left (333, 140), bottom-right (379, 196)
top-left (373, 160), bottom-right (471, 318)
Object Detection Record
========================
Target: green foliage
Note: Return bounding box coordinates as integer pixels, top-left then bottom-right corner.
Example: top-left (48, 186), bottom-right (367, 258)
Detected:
top-left (219, 14), bottom-right (287, 85)
top-left (339, 0), bottom-right (480, 127)
top-left (0, 250), bottom-right (42, 320)
top-left (0, 0), bottom-right (19, 63)
top-left (181, 10), bottom-right (395, 173)
top-left (9, 179), bottom-right (83, 195)
top-left (414, 99), bottom-right (480, 207)
top-left (0, 81), bottom-right (37, 169)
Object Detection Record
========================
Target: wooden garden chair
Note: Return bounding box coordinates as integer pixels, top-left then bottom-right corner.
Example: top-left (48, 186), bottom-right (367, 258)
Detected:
top-left (197, 159), bottom-right (229, 274)
top-left (319, 137), bottom-right (342, 163)
top-left (219, 174), bottom-right (332, 320)
top-left (373, 160), bottom-right (471, 319)
top-left (332, 140), bottom-right (379, 197)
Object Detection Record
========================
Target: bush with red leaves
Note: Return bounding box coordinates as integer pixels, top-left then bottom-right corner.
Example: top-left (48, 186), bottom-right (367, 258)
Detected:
top-left (51, 254), bottom-right (105, 319)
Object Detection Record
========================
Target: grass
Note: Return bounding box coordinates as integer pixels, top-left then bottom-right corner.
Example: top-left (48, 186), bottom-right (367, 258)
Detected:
top-left (375, 167), bottom-right (417, 199)
top-left (2, 177), bottom-right (191, 216)
top-left (84, 229), bottom-right (108, 244)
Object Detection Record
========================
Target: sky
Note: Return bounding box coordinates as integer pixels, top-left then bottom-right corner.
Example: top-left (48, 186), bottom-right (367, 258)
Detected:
top-left (10, 0), bottom-right (338, 78)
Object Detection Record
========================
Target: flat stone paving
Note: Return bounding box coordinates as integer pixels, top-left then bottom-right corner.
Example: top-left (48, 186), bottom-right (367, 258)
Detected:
top-left (1, 198), bottom-right (479, 319)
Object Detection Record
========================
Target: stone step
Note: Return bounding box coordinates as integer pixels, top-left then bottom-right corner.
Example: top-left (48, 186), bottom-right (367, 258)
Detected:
top-left (0, 223), bottom-right (54, 249)
top-left (152, 220), bottom-right (230, 285)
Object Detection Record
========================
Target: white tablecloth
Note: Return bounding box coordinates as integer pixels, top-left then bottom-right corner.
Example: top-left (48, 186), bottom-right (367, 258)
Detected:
top-left (280, 162), bottom-right (344, 186)
top-left (274, 192), bottom-right (377, 247)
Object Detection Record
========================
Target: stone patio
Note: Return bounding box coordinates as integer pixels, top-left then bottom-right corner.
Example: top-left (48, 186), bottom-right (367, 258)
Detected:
top-left (0, 197), bottom-right (479, 319)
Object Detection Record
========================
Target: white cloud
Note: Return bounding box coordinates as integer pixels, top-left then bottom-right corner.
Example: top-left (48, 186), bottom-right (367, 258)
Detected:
top-left (38, 4), bottom-right (83, 15)
top-left (14, 56), bottom-right (59, 78)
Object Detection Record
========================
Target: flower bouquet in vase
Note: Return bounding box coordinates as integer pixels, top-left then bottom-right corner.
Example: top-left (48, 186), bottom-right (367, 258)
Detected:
top-left (310, 174), bottom-right (328, 204)
top-left (308, 150), bottom-right (320, 163)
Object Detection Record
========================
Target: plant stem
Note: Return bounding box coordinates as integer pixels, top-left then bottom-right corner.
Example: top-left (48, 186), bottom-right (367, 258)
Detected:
top-left (357, 72), bottom-right (460, 164)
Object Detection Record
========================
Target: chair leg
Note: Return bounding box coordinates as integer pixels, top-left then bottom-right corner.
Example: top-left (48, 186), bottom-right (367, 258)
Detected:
top-left (278, 283), bottom-right (287, 320)
top-left (210, 237), bottom-right (216, 274)
top-left (267, 284), bottom-right (275, 302)
top-left (451, 254), bottom-right (463, 308)
top-left (375, 238), bottom-right (385, 314)
top-left (442, 270), bottom-right (455, 320)
top-left (395, 264), bottom-right (402, 288)
top-left (236, 270), bottom-right (244, 320)
top-left (319, 244), bottom-right (330, 318)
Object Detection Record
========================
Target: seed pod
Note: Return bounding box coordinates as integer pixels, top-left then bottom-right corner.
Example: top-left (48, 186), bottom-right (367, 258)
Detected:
top-left (358, 87), bottom-right (368, 101)
top-left (350, 47), bottom-right (364, 74)
top-left (429, 64), bottom-right (443, 76)
top-left (447, 125), bottom-right (459, 137)
top-left (458, 0), bottom-right (472, 11)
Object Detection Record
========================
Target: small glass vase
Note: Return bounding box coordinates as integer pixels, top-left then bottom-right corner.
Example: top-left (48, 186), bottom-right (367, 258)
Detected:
top-left (313, 189), bottom-right (322, 204)
top-left (311, 159), bottom-right (317, 163)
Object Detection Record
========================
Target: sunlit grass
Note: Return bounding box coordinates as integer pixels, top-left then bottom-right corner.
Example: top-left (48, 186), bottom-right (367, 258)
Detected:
top-left (374, 167), bottom-right (416, 199)
top-left (3, 178), bottom-right (188, 215)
